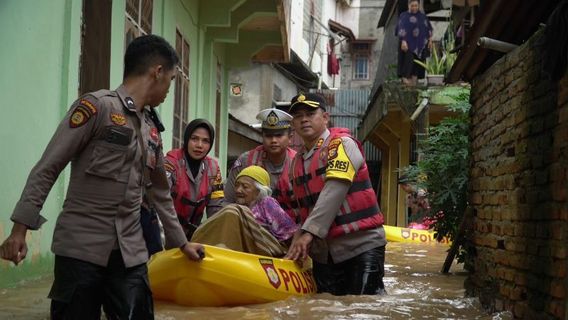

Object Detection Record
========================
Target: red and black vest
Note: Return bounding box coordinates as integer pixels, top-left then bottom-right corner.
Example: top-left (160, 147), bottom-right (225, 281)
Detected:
top-left (165, 149), bottom-right (219, 226)
top-left (290, 128), bottom-right (384, 238)
top-left (246, 145), bottom-right (297, 220)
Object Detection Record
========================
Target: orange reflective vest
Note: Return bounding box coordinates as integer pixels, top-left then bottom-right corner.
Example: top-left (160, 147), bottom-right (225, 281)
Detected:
top-left (290, 128), bottom-right (384, 238)
top-left (165, 149), bottom-right (219, 226)
top-left (246, 145), bottom-right (297, 220)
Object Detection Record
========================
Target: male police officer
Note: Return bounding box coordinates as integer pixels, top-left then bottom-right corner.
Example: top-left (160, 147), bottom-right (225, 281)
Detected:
top-left (284, 93), bottom-right (387, 295)
top-left (225, 108), bottom-right (297, 218)
top-left (0, 35), bottom-right (203, 319)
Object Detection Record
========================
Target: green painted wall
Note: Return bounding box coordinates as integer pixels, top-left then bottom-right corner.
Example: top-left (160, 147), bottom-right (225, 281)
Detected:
top-left (0, 0), bottom-right (235, 288)
top-left (0, 0), bottom-right (81, 287)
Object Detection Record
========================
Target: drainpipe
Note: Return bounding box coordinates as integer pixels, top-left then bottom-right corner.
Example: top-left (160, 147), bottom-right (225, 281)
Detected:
top-left (274, 101), bottom-right (291, 108)
top-left (410, 98), bottom-right (429, 121)
top-left (477, 37), bottom-right (518, 53)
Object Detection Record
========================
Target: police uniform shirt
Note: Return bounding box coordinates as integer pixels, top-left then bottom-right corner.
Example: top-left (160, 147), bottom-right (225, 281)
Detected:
top-left (10, 85), bottom-right (187, 268)
top-left (165, 156), bottom-right (224, 218)
top-left (298, 129), bottom-right (387, 264)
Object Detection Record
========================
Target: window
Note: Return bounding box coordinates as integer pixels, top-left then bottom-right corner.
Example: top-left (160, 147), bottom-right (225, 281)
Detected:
top-left (124, 0), bottom-right (152, 48)
top-left (214, 61), bottom-right (222, 156)
top-left (352, 42), bottom-right (370, 52)
top-left (353, 55), bottom-right (369, 80)
top-left (79, 0), bottom-right (112, 95)
top-left (172, 29), bottom-right (190, 149)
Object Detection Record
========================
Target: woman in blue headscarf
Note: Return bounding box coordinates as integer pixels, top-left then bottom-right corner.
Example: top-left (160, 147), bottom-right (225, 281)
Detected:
top-left (396, 0), bottom-right (433, 86)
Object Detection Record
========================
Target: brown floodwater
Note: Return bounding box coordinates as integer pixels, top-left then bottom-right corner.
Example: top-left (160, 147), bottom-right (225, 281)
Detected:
top-left (1, 242), bottom-right (512, 319)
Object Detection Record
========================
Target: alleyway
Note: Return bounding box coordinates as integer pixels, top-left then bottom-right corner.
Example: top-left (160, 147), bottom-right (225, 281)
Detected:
top-left (1, 242), bottom-right (511, 319)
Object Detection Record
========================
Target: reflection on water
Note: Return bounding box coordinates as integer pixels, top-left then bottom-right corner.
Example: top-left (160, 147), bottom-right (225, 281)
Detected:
top-left (1, 243), bottom-right (512, 319)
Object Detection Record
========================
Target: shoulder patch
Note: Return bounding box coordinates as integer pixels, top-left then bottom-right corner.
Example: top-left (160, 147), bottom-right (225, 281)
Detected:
top-left (327, 138), bottom-right (342, 160)
top-left (214, 169), bottom-right (223, 185)
top-left (111, 113), bottom-right (127, 126)
top-left (69, 99), bottom-right (98, 128)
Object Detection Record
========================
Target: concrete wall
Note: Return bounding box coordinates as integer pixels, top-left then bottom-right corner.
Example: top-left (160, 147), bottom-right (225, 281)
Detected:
top-left (372, 8), bottom-right (399, 92)
top-left (229, 64), bottom-right (298, 124)
top-left (340, 0), bottom-right (384, 89)
top-left (468, 31), bottom-right (568, 319)
top-left (289, 0), bottom-right (364, 89)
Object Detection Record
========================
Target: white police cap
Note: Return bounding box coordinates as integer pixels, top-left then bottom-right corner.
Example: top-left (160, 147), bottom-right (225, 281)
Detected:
top-left (256, 108), bottom-right (293, 130)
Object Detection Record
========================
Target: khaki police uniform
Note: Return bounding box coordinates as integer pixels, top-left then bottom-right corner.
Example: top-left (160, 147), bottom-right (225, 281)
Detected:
top-left (297, 129), bottom-right (386, 264)
top-left (224, 108), bottom-right (294, 203)
top-left (11, 85), bottom-right (187, 268)
top-left (288, 92), bottom-right (386, 295)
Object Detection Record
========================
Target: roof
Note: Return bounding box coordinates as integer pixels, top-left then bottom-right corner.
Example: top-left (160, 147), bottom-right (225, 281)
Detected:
top-left (328, 19), bottom-right (356, 40)
top-left (377, 0), bottom-right (397, 28)
top-left (447, 0), bottom-right (559, 82)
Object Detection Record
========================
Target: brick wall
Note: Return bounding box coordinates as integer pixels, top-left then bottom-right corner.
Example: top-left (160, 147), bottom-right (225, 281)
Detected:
top-left (468, 30), bottom-right (568, 319)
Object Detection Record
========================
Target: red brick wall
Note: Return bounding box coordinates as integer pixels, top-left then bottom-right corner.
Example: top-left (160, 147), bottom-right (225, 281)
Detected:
top-left (468, 30), bottom-right (568, 319)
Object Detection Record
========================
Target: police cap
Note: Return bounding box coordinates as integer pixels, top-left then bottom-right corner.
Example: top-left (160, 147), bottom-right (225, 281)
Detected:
top-left (289, 93), bottom-right (327, 114)
top-left (256, 108), bottom-right (293, 131)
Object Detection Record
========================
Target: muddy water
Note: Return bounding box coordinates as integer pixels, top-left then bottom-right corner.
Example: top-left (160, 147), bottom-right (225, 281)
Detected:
top-left (1, 243), bottom-right (511, 319)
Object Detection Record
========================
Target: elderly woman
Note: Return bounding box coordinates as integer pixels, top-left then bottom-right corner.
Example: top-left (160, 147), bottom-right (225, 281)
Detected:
top-left (396, 0), bottom-right (433, 86)
top-left (191, 166), bottom-right (298, 257)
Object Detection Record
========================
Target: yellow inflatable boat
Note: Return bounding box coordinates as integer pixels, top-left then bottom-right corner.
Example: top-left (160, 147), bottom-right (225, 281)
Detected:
top-left (148, 245), bottom-right (316, 307)
top-left (384, 225), bottom-right (451, 245)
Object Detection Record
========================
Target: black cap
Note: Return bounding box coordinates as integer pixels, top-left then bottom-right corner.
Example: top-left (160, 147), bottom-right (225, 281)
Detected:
top-left (289, 93), bottom-right (327, 113)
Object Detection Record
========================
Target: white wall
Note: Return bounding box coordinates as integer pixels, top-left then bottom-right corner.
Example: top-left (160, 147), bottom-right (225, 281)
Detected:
top-left (229, 66), bottom-right (263, 124)
top-left (288, 0), bottom-right (364, 89)
top-left (229, 64), bottom-right (298, 124)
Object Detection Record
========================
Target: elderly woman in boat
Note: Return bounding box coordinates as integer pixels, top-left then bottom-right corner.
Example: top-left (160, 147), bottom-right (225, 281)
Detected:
top-left (191, 165), bottom-right (298, 257)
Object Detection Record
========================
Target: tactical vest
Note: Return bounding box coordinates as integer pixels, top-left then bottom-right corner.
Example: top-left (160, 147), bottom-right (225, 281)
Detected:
top-left (290, 128), bottom-right (384, 238)
top-left (166, 149), bottom-right (219, 226)
top-left (246, 145), bottom-right (297, 221)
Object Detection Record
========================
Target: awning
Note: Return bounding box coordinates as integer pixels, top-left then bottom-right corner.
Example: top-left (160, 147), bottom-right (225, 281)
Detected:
top-left (328, 19), bottom-right (356, 40)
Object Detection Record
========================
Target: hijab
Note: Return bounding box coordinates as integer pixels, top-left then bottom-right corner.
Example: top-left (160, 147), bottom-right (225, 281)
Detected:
top-left (183, 119), bottom-right (215, 178)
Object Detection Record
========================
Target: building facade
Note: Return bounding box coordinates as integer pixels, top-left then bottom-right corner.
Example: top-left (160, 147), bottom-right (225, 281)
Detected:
top-left (0, 0), bottom-right (289, 288)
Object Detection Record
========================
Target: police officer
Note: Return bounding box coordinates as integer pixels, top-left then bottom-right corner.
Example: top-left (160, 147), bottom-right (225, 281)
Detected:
top-left (224, 108), bottom-right (297, 219)
top-left (284, 93), bottom-right (387, 295)
top-left (164, 118), bottom-right (224, 240)
top-left (0, 35), bottom-right (203, 319)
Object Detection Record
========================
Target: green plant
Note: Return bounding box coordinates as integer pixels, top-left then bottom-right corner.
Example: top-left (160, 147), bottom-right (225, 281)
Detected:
top-left (414, 46), bottom-right (446, 75)
top-left (386, 63), bottom-right (399, 81)
top-left (400, 86), bottom-right (473, 270)
top-left (413, 25), bottom-right (458, 76)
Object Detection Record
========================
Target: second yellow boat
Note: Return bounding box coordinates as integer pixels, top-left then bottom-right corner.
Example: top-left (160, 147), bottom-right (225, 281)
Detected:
top-left (384, 225), bottom-right (451, 245)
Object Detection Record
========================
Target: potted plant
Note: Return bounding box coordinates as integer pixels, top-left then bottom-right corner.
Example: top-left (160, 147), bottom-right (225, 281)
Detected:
top-left (414, 46), bottom-right (446, 86)
top-left (414, 26), bottom-right (458, 86)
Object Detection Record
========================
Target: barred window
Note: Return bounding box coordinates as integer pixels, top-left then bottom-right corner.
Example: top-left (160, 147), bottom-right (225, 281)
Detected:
top-left (214, 61), bottom-right (222, 156)
top-left (353, 55), bottom-right (369, 80)
top-left (172, 29), bottom-right (190, 149)
top-left (124, 0), bottom-right (152, 47)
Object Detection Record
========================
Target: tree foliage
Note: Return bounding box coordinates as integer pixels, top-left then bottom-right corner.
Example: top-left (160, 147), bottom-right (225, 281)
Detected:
top-left (402, 86), bottom-right (473, 269)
